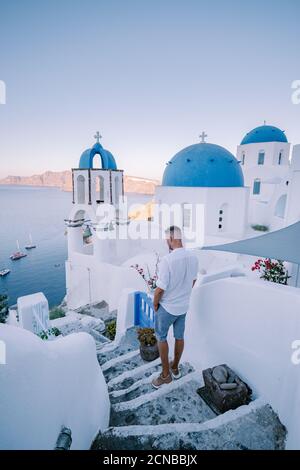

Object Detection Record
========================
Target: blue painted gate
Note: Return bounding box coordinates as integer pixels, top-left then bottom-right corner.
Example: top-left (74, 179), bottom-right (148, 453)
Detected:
top-left (134, 291), bottom-right (155, 328)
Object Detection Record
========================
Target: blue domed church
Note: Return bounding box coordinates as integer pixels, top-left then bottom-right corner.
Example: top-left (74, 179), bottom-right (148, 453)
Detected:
top-left (154, 134), bottom-right (249, 240)
top-left (236, 124), bottom-right (291, 230)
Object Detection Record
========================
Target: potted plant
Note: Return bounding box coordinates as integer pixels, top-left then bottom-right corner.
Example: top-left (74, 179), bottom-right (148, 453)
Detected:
top-left (137, 327), bottom-right (159, 362)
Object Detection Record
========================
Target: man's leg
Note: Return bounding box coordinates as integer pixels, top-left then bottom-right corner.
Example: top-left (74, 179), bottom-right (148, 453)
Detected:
top-left (171, 314), bottom-right (186, 373)
top-left (157, 340), bottom-right (170, 378)
top-left (152, 306), bottom-right (174, 388)
top-left (172, 339), bottom-right (184, 371)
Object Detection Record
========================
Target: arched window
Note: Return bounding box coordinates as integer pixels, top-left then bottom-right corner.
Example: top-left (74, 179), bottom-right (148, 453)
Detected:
top-left (241, 152), bottom-right (245, 165)
top-left (258, 151), bottom-right (265, 165)
top-left (253, 179), bottom-right (261, 195)
top-left (92, 152), bottom-right (103, 169)
top-left (278, 152), bottom-right (283, 165)
top-left (274, 194), bottom-right (287, 218)
top-left (98, 175), bottom-right (105, 203)
top-left (218, 203), bottom-right (228, 231)
top-left (77, 175), bottom-right (85, 204)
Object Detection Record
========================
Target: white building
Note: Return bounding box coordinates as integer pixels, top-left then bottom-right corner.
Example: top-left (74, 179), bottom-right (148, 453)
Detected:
top-left (65, 126), bottom-right (300, 310)
top-left (155, 137), bottom-right (249, 242)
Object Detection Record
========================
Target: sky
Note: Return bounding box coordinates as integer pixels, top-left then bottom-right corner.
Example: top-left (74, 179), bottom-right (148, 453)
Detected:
top-left (0, 0), bottom-right (299, 180)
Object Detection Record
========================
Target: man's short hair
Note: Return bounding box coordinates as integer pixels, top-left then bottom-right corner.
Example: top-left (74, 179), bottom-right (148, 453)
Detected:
top-left (165, 225), bottom-right (182, 240)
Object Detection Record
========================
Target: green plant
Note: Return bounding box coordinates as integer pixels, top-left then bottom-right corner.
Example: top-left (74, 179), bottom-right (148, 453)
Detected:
top-left (251, 224), bottom-right (269, 232)
top-left (49, 307), bottom-right (65, 320)
top-left (105, 319), bottom-right (116, 340)
top-left (137, 327), bottom-right (157, 346)
top-left (38, 327), bottom-right (61, 340)
top-left (0, 294), bottom-right (9, 324)
top-left (252, 258), bottom-right (290, 285)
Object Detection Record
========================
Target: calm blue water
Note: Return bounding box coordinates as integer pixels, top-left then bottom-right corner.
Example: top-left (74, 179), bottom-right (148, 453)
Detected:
top-left (0, 186), bottom-right (71, 307)
top-left (0, 186), bottom-right (151, 308)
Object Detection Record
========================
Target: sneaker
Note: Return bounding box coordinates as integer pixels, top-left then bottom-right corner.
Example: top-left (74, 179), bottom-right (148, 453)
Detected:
top-left (169, 361), bottom-right (182, 379)
top-left (152, 373), bottom-right (172, 389)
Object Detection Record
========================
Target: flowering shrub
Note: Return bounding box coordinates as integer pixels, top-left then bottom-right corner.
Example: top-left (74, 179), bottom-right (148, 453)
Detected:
top-left (251, 258), bottom-right (290, 285)
top-left (131, 252), bottom-right (160, 291)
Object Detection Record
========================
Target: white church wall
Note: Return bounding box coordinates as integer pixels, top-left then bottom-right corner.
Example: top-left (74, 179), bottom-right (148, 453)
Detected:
top-left (237, 142), bottom-right (290, 170)
top-left (184, 277), bottom-right (300, 449)
top-left (286, 145), bottom-right (300, 225)
top-left (0, 325), bottom-right (109, 450)
top-left (155, 186), bottom-right (248, 239)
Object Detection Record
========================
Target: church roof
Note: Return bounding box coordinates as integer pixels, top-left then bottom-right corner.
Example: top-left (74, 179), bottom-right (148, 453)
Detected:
top-left (162, 142), bottom-right (244, 188)
top-left (241, 125), bottom-right (288, 145)
top-left (79, 133), bottom-right (117, 170)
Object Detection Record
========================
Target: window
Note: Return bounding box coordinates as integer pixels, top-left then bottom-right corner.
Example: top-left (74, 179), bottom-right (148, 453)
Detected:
top-left (241, 153), bottom-right (245, 165)
top-left (182, 204), bottom-right (192, 229)
top-left (97, 175), bottom-right (105, 203)
top-left (278, 152), bottom-right (283, 165)
top-left (253, 179), bottom-right (261, 195)
top-left (218, 203), bottom-right (228, 231)
top-left (77, 175), bottom-right (85, 204)
top-left (114, 176), bottom-right (120, 204)
top-left (274, 194), bottom-right (287, 218)
top-left (258, 152), bottom-right (265, 165)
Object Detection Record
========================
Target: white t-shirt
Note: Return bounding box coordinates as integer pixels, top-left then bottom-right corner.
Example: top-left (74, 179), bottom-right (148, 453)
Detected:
top-left (156, 247), bottom-right (199, 316)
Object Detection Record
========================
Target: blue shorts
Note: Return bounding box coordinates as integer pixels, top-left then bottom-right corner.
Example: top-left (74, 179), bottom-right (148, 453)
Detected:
top-left (154, 305), bottom-right (186, 342)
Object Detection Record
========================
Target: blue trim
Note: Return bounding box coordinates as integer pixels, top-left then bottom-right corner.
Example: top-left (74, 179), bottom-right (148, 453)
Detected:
top-left (134, 291), bottom-right (155, 328)
top-left (79, 143), bottom-right (117, 170)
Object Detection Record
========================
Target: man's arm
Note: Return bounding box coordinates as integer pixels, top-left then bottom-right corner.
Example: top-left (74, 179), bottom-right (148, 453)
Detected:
top-left (153, 287), bottom-right (164, 311)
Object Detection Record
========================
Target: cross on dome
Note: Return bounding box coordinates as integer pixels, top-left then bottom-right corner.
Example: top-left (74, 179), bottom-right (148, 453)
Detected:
top-left (199, 131), bottom-right (207, 143)
top-left (94, 131), bottom-right (102, 143)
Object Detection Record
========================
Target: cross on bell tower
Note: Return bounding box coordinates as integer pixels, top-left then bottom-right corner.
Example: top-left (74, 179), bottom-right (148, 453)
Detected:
top-left (94, 131), bottom-right (102, 143)
top-left (199, 131), bottom-right (207, 143)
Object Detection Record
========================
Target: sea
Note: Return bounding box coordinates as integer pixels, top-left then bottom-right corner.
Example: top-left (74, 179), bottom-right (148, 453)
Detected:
top-left (0, 185), bottom-right (151, 308)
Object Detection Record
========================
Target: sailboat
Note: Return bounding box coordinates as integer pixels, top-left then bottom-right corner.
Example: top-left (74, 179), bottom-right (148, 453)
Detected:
top-left (25, 234), bottom-right (36, 250)
top-left (0, 268), bottom-right (10, 277)
top-left (10, 240), bottom-right (27, 260)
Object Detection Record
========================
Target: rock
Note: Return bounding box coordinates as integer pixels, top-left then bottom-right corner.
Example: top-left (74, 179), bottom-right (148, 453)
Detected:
top-left (220, 383), bottom-right (238, 390)
top-left (203, 364), bottom-right (252, 413)
top-left (212, 365), bottom-right (228, 384)
top-left (227, 373), bottom-right (236, 384)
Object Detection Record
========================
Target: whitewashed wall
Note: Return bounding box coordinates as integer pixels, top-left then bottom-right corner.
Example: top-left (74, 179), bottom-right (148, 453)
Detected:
top-left (0, 325), bottom-right (109, 450)
top-left (65, 254), bottom-right (147, 310)
top-left (155, 186), bottom-right (249, 238)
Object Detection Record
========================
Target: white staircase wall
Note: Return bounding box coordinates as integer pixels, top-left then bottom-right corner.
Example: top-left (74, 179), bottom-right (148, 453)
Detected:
top-left (184, 277), bottom-right (300, 449)
top-left (0, 325), bottom-right (110, 449)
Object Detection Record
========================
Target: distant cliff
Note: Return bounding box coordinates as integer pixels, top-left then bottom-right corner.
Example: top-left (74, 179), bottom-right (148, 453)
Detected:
top-left (0, 171), bottom-right (160, 195)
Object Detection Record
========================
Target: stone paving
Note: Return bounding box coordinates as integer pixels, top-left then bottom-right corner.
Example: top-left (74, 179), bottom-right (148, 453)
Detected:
top-left (92, 326), bottom-right (287, 450)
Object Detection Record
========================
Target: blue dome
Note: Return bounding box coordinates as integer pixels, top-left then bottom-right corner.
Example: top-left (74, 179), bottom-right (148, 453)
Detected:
top-left (241, 125), bottom-right (288, 145)
top-left (79, 142), bottom-right (117, 170)
top-left (162, 143), bottom-right (244, 188)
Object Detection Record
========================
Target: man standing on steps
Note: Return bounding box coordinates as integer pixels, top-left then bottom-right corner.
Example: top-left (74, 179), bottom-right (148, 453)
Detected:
top-left (152, 226), bottom-right (199, 389)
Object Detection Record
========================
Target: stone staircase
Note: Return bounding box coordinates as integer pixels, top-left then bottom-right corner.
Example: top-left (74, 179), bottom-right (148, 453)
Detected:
top-left (91, 327), bottom-right (287, 450)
